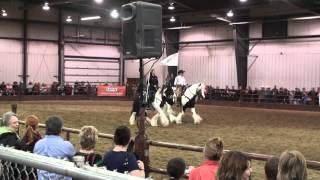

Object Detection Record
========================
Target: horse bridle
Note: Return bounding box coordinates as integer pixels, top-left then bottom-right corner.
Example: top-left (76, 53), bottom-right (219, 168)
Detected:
top-left (182, 83), bottom-right (201, 100)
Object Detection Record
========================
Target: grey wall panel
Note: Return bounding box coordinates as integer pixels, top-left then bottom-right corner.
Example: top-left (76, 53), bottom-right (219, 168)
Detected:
top-left (179, 25), bottom-right (236, 87)
top-left (65, 43), bottom-right (120, 58)
top-left (0, 21), bottom-right (22, 38)
top-left (0, 40), bottom-right (22, 83)
top-left (64, 60), bottom-right (120, 84)
top-left (28, 23), bottom-right (58, 40)
top-left (179, 55), bottom-right (237, 88)
top-left (289, 19), bottom-right (320, 36)
top-left (27, 42), bottom-right (58, 84)
top-left (249, 23), bottom-right (262, 38)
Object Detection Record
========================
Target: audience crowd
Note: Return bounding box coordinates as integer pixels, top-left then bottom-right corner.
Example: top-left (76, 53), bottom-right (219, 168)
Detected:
top-left (0, 111), bottom-right (311, 180)
top-left (206, 85), bottom-right (320, 105)
top-left (2, 81), bottom-right (320, 107)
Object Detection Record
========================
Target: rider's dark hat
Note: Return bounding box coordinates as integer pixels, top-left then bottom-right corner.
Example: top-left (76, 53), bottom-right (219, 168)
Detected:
top-left (178, 70), bottom-right (185, 74)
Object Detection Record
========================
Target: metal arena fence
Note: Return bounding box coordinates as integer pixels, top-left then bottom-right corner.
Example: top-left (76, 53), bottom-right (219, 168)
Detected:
top-left (18, 120), bottom-right (320, 176)
top-left (0, 146), bottom-right (144, 180)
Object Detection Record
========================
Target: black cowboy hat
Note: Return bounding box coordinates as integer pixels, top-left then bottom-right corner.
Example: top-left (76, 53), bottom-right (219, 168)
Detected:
top-left (178, 70), bottom-right (185, 74)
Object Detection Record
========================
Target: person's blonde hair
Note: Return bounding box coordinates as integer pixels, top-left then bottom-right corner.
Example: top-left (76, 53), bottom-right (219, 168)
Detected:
top-left (204, 137), bottom-right (223, 161)
top-left (79, 126), bottom-right (98, 150)
top-left (277, 150), bottom-right (307, 180)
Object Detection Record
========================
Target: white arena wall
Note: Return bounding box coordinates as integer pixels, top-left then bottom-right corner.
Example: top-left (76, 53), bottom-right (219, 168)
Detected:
top-left (178, 20), bottom-right (320, 90)
top-left (248, 19), bottom-right (320, 90)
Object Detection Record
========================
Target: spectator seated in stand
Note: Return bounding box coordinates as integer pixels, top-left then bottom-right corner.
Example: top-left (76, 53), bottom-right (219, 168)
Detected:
top-left (217, 151), bottom-right (252, 180)
top-left (22, 115), bottom-right (42, 152)
top-left (26, 81), bottom-right (33, 95)
top-left (0, 81), bottom-right (6, 95)
top-left (6, 83), bottom-right (13, 96)
top-left (189, 137), bottom-right (223, 180)
top-left (277, 150), bottom-right (307, 180)
top-left (102, 125), bottom-right (145, 178)
top-left (167, 157), bottom-right (186, 180)
top-left (32, 82), bottom-right (40, 95)
top-left (75, 126), bottom-right (102, 166)
top-left (34, 115), bottom-right (75, 180)
top-left (65, 83), bottom-right (73, 95)
top-left (0, 112), bottom-right (33, 151)
top-left (265, 156), bottom-right (279, 180)
top-left (40, 83), bottom-right (49, 95)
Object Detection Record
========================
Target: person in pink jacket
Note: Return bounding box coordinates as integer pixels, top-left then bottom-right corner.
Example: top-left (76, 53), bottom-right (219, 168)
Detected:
top-left (189, 137), bottom-right (224, 180)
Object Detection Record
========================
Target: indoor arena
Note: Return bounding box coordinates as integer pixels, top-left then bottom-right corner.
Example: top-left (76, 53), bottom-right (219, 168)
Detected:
top-left (0, 0), bottom-right (320, 180)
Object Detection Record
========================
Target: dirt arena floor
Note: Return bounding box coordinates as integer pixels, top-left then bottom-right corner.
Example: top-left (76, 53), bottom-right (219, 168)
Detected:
top-left (1, 100), bottom-right (320, 179)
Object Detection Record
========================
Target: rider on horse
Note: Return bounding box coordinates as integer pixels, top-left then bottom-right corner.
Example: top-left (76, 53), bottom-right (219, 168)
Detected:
top-left (174, 70), bottom-right (187, 106)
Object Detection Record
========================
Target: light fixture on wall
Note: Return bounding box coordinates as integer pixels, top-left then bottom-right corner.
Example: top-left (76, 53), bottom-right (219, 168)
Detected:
top-left (42, 2), bottom-right (50, 11)
top-left (168, 3), bottom-right (175, 10)
top-left (94, 0), bottom-right (104, 4)
top-left (1, 9), bottom-right (7, 17)
top-left (110, 9), bottom-right (119, 19)
top-left (80, 15), bottom-right (101, 21)
top-left (239, 0), bottom-right (247, 2)
top-left (66, 16), bottom-right (72, 22)
top-left (227, 10), bottom-right (234, 17)
top-left (170, 16), bottom-right (176, 22)
top-left (292, 16), bottom-right (320, 20)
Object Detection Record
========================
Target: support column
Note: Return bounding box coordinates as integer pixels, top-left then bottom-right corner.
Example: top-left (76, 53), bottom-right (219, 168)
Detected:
top-left (233, 24), bottom-right (249, 89)
top-left (22, 4), bottom-right (28, 89)
top-left (58, 9), bottom-right (64, 84)
top-left (164, 30), bottom-right (179, 76)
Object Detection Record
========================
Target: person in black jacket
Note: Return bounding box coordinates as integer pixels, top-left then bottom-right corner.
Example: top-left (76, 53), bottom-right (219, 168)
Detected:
top-left (147, 69), bottom-right (159, 109)
top-left (0, 112), bottom-right (32, 151)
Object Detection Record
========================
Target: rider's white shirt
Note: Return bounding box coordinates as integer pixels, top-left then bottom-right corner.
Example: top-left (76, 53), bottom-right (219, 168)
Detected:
top-left (174, 75), bottom-right (186, 86)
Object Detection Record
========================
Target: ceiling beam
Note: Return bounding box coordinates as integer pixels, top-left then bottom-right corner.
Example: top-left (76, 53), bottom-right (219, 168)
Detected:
top-left (282, 0), bottom-right (319, 15)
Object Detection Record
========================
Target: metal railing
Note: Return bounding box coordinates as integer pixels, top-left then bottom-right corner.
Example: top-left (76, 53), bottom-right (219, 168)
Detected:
top-left (18, 120), bottom-right (320, 175)
top-left (0, 146), bottom-right (144, 180)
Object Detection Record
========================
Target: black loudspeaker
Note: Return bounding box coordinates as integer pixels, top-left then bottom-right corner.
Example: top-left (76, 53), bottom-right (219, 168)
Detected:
top-left (121, 1), bottom-right (162, 59)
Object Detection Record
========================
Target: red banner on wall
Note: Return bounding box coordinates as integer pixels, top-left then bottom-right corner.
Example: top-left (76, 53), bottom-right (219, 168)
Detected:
top-left (97, 85), bottom-right (126, 96)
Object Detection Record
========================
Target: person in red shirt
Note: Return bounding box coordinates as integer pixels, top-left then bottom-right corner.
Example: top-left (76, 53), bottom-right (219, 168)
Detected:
top-left (189, 137), bottom-right (224, 180)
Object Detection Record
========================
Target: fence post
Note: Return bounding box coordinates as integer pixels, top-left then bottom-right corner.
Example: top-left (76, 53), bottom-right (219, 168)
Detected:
top-left (65, 131), bottom-right (71, 141)
top-left (134, 106), bottom-right (150, 177)
top-left (11, 104), bottom-right (17, 114)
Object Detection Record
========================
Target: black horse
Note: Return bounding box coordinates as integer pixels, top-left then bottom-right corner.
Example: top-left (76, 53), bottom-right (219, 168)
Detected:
top-left (129, 84), bottom-right (175, 127)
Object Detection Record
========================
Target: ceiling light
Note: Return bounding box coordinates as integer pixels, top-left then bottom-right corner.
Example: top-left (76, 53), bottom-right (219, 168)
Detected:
top-left (1, 9), bottom-right (7, 17)
top-left (42, 2), bottom-right (50, 11)
top-left (110, 9), bottom-right (119, 19)
top-left (168, 3), bottom-right (175, 10)
top-left (292, 16), bottom-right (320, 20)
top-left (240, 0), bottom-right (247, 2)
top-left (66, 16), bottom-right (72, 23)
top-left (227, 10), bottom-right (234, 17)
top-left (80, 16), bottom-right (101, 21)
top-left (170, 16), bottom-right (176, 22)
top-left (94, 0), bottom-right (104, 4)
top-left (166, 26), bottom-right (192, 30)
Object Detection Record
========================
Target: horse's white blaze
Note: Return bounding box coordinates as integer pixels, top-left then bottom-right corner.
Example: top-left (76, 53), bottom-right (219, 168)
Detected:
top-left (129, 112), bottom-right (136, 125)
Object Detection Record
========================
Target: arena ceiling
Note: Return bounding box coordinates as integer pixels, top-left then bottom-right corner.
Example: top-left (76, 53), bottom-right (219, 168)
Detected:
top-left (18, 0), bottom-right (320, 27)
